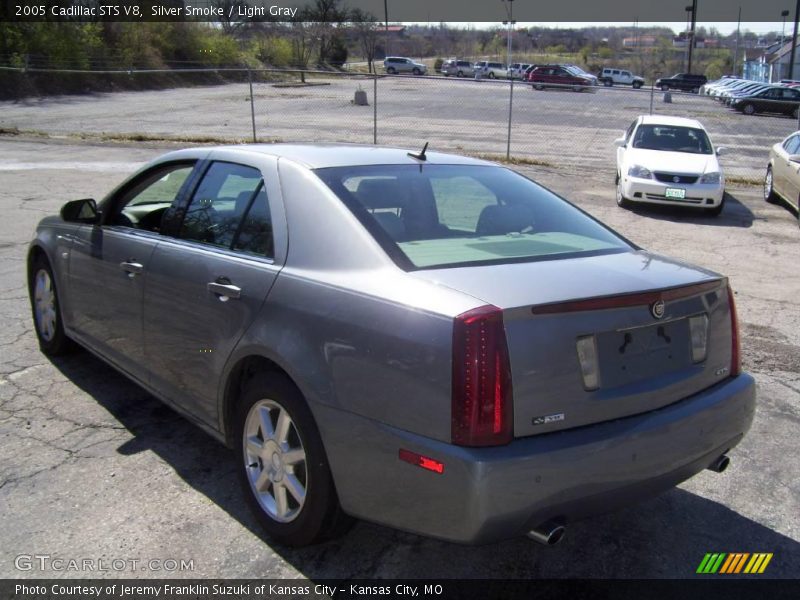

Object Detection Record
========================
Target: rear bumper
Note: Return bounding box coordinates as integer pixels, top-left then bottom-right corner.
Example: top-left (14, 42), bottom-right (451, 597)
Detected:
top-left (319, 373), bottom-right (755, 544)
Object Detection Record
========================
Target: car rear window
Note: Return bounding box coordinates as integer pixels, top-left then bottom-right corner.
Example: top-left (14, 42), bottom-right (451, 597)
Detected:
top-left (315, 165), bottom-right (631, 270)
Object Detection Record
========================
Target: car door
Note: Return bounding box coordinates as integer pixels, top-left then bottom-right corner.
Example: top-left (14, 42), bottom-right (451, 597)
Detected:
top-left (780, 133), bottom-right (800, 207)
top-left (142, 154), bottom-right (286, 426)
top-left (772, 134), bottom-right (800, 200)
top-left (68, 160), bottom-right (199, 382)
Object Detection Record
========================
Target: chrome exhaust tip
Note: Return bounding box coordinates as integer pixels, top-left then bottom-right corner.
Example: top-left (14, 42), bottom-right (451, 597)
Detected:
top-left (527, 522), bottom-right (566, 546)
top-left (707, 454), bottom-right (730, 473)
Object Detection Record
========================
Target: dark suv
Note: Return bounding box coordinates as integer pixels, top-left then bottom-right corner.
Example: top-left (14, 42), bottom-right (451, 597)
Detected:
top-left (527, 65), bottom-right (593, 92)
top-left (654, 73), bottom-right (707, 93)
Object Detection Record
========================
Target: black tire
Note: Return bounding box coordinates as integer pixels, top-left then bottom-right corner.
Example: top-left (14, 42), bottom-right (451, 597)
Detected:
top-left (386, 67), bottom-right (396, 75)
top-left (615, 174), bottom-right (631, 209)
top-left (633, 81), bottom-right (643, 89)
top-left (457, 70), bottom-right (463, 77)
top-left (706, 196), bottom-right (725, 217)
top-left (412, 67), bottom-right (421, 75)
top-left (603, 79), bottom-right (612, 87)
top-left (764, 166), bottom-right (779, 204)
top-left (534, 84), bottom-right (544, 91)
top-left (234, 372), bottom-right (351, 547)
top-left (793, 106), bottom-right (800, 120)
top-left (29, 254), bottom-right (75, 356)
top-left (661, 84), bottom-right (669, 91)
top-left (742, 103), bottom-right (756, 115)
top-left (488, 72), bottom-right (495, 79)
top-left (691, 87), bottom-right (699, 94)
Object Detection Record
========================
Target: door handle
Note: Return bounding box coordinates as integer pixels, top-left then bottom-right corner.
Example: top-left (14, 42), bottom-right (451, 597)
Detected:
top-left (120, 261), bottom-right (143, 277)
top-left (207, 281), bottom-right (241, 301)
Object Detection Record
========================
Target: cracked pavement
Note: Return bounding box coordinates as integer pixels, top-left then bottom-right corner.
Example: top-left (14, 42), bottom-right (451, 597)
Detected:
top-left (0, 136), bottom-right (798, 579)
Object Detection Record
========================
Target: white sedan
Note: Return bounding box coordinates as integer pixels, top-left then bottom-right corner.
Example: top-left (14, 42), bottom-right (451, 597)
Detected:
top-left (614, 116), bottom-right (726, 216)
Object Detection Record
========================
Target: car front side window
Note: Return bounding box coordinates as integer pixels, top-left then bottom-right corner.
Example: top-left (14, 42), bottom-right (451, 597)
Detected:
top-left (108, 163), bottom-right (195, 232)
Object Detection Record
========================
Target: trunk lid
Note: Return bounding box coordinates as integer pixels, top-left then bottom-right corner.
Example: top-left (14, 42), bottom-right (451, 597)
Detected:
top-left (413, 250), bottom-right (734, 437)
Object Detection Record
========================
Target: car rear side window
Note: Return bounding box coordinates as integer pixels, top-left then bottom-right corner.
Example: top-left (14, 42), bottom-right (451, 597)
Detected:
top-left (179, 162), bottom-right (273, 257)
top-left (316, 165), bottom-right (631, 270)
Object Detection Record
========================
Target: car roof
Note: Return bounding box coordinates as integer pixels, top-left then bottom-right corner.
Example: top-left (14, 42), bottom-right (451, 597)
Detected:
top-left (164, 143), bottom-right (497, 170)
top-left (638, 115), bottom-right (706, 130)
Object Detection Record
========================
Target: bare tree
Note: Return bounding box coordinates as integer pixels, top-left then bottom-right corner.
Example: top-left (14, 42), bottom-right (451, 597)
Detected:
top-left (289, 21), bottom-right (319, 82)
top-left (350, 8), bottom-right (379, 73)
top-left (307, 0), bottom-right (350, 65)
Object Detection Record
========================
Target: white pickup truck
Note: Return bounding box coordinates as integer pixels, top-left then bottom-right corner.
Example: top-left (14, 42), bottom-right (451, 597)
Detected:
top-left (598, 68), bottom-right (645, 89)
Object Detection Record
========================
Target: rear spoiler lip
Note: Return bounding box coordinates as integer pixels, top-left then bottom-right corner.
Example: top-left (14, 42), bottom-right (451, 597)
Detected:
top-left (530, 279), bottom-right (725, 316)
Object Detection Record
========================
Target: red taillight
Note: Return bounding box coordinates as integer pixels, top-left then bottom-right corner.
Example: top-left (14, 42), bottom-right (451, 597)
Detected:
top-left (451, 305), bottom-right (512, 447)
top-left (728, 284), bottom-right (741, 377)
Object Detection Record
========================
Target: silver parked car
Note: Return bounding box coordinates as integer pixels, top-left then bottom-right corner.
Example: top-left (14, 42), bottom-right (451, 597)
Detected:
top-left (28, 144), bottom-right (755, 547)
top-left (383, 56), bottom-right (427, 75)
top-left (474, 61), bottom-right (507, 79)
top-left (764, 130), bottom-right (800, 225)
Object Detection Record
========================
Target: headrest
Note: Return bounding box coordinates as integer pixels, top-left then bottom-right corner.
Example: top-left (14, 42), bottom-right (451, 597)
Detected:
top-left (355, 178), bottom-right (406, 210)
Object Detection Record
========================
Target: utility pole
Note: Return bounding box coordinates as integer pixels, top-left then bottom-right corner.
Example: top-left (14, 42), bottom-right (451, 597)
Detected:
top-left (790, 0), bottom-right (800, 81)
top-left (687, 0), bottom-right (698, 74)
top-left (733, 6), bottom-right (741, 77)
top-left (384, 0), bottom-right (389, 56)
top-left (502, 0), bottom-right (514, 67)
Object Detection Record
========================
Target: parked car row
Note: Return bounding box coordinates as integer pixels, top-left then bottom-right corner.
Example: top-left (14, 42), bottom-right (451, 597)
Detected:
top-left (441, 59), bottom-right (508, 78)
top-left (702, 76), bottom-right (800, 119)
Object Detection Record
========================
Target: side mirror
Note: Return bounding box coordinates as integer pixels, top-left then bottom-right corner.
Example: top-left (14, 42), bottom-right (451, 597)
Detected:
top-left (789, 154), bottom-right (800, 163)
top-left (613, 137), bottom-right (626, 148)
top-left (60, 198), bottom-right (99, 223)
top-left (715, 146), bottom-right (726, 156)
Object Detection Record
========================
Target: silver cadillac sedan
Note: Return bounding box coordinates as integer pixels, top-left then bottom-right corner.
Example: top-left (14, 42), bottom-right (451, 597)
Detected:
top-left (27, 144), bottom-right (755, 547)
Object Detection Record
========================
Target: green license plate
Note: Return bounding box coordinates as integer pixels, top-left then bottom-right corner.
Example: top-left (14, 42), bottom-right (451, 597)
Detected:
top-left (665, 187), bottom-right (686, 199)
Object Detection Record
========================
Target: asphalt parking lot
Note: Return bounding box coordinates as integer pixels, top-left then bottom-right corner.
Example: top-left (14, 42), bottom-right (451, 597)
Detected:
top-left (1, 76), bottom-right (799, 180)
top-left (0, 129), bottom-right (798, 579)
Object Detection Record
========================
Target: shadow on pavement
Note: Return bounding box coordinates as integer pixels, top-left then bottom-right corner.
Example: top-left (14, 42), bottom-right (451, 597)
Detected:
top-left (626, 191), bottom-right (757, 228)
top-left (50, 350), bottom-right (799, 579)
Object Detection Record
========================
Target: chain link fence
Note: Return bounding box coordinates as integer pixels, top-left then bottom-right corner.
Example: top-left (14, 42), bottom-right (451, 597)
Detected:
top-left (2, 66), bottom-right (799, 183)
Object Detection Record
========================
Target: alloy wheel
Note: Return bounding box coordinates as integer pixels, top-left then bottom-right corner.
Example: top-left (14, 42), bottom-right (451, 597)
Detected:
top-left (33, 269), bottom-right (57, 342)
top-left (243, 399), bottom-right (308, 523)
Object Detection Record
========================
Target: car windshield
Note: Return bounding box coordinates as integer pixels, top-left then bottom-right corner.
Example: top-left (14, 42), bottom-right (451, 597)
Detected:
top-left (632, 125), bottom-right (713, 155)
top-left (315, 165), bottom-right (630, 270)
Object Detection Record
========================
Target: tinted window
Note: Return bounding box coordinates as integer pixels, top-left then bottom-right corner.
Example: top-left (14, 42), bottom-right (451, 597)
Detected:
top-left (316, 165), bottom-right (630, 270)
top-left (232, 186), bottom-right (274, 257)
top-left (179, 162), bottom-right (263, 250)
top-left (109, 163), bottom-right (195, 231)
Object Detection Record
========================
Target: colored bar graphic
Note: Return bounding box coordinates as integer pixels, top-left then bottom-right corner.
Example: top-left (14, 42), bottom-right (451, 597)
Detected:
top-left (697, 552), bottom-right (773, 574)
top-left (697, 553), bottom-right (727, 574)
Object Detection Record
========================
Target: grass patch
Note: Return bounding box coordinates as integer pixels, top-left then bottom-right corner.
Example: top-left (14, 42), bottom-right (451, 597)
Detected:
top-left (0, 127), bottom-right (282, 145)
top-left (469, 152), bottom-right (556, 168)
top-left (726, 175), bottom-right (761, 187)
